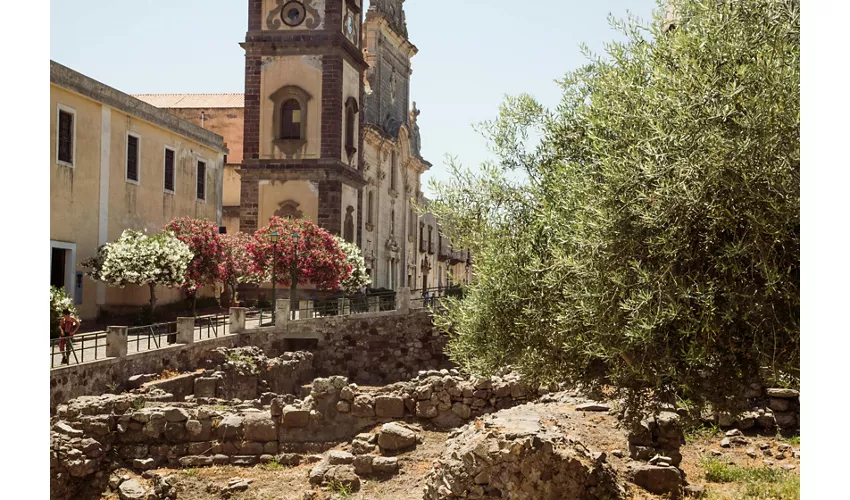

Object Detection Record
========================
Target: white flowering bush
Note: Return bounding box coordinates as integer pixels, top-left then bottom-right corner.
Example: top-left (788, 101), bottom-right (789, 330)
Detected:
top-left (336, 236), bottom-right (371, 294)
top-left (83, 229), bottom-right (193, 313)
top-left (50, 286), bottom-right (77, 338)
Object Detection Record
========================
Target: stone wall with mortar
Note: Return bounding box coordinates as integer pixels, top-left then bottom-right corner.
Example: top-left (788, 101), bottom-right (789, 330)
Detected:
top-left (50, 309), bottom-right (447, 411)
top-left (49, 369), bottom-right (553, 500)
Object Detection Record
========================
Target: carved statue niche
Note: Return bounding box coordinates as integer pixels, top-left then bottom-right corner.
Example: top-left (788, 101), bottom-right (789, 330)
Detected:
top-left (410, 101), bottom-right (422, 156)
top-left (344, 206), bottom-right (355, 243)
top-left (275, 200), bottom-right (303, 220)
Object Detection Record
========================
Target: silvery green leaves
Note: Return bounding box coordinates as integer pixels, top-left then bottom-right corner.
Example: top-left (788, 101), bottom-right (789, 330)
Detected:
top-left (427, 0), bottom-right (799, 414)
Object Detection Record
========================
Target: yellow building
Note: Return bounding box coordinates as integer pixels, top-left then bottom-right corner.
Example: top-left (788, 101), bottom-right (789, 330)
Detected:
top-left (134, 0), bottom-right (473, 296)
top-left (50, 61), bottom-right (228, 320)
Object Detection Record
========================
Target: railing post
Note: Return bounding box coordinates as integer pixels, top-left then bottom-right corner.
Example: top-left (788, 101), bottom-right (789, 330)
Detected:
top-left (230, 307), bottom-right (246, 334)
top-left (367, 296), bottom-right (379, 313)
top-left (338, 298), bottom-right (350, 316)
top-left (106, 326), bottom-right (128, 359)
top-left (177, 317), bottom-right (195, 344)
top-left (300, 299), bottom-right (313, 319)
top-left (397, 287), bottom-right (411, 313)
top-left (275, 299), bottom-right (290, 327)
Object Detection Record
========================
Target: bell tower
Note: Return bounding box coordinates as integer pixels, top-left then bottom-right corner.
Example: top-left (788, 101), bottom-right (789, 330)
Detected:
top-left (239, 0), bottom-right (367, 237)
top-left (363, 0), bottom-right (417, 137)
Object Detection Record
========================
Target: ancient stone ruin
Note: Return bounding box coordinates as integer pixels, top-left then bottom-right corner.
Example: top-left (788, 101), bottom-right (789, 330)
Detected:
top-left (49, 344), bottom-right (800, 500)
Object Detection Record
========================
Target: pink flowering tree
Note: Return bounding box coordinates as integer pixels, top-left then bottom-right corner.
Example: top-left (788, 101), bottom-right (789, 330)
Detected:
top-left (218, 231), bottom-right (260, 306)
top-left (164, 217), bottom-right (224, 314)
top-left (248, 217), bottom-right (352, 291)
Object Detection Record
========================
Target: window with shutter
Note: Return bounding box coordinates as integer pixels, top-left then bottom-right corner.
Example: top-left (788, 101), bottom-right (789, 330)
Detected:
top-left (126, 135), bottom-right (139, 182)
top-left (196, 160), bottom-right (206, 201)
top-left (58, 110), bottom-right (74, 165)
top-left (164, 148), bottom-right (175, 192)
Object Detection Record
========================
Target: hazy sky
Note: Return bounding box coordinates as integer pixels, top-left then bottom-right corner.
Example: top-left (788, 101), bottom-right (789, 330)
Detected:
top-left (50, 0), bottom-right (659, 193)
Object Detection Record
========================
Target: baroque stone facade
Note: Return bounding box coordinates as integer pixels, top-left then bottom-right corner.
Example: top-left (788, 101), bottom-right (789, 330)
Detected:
top-left (135, 0), bottom-right (472, 293)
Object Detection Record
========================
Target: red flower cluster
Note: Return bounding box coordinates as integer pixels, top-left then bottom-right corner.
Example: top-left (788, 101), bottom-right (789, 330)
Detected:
top-left (164, 217), bottom-right (224, 294)
top-left (247, 217), bottom-right (353, 291)
top-left (219, 231), bottom-right (258, 291)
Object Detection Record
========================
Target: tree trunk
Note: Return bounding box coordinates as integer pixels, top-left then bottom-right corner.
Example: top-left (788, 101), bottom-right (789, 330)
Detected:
top-left (192, 293), bottom-right (198, 317)
top-left (230, 283), bottom-right (238, 306)
top-left (149, 283), bottom-right (157, 315)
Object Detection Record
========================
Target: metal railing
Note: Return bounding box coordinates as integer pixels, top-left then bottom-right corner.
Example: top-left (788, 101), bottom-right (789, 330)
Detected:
top-left (50, 332), bottom-right (108, 368)
top-left (195, 314), bottom-right (230, 341)
top-left (244, 308), bottom-right (274, 328)
top-left (127, 321), bottom-right (177, 353)
top-left (410, 286), bottom-right (461, 310)
top-left (293, 290), bottom-right (398, 320)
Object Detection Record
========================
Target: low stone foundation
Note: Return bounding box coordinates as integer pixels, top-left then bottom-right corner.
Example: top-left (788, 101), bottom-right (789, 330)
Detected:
top-left (49, 366), bottom-right (562, 500)
top-left (50, 309), bottom-right (449, 411)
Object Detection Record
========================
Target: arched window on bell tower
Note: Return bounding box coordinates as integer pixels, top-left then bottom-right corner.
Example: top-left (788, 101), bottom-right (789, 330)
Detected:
top-left (270, 85), bottom-right (312, 154)
top-left (281, 100), bottom-right (302, 140)
top-left (344, 97), bottom-right (359, 161)
top-left (390, 151), bottom-right (398, 191)
top-left (367, 191), bottom-right (374, 225)
top-left (344, 206), bottom-right (355, 243)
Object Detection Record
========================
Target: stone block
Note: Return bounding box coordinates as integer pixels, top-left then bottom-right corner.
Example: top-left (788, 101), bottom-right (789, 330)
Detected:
top-left (194, 378), bottom-right (217, 399)
top-left (766, 388), bottom-right (799, 398)
top-left (178, 455), bottom-right (213, 468)
top-left (142, 419), bottom-right (166, 439)
top-left (372, 456), bottom-right (399, 475)
top-left (132, 458), bottom-right (156, 471)
top-left (163, 408), bottom-right (190, 423)
top-left (377, 422), bottom-right (418, 452)
top-left (353, 454), bottom-right (374, 475)
top-left (281, 408), bottom-right (310, 428)
top-left (163, 422), bottom-right (187, 442)
top-left (632, 464), bottom-right (684, 496)
top-left (185, 419), bottom-right (212, 442)
top-left (218, 415), bottom-right (244, 440)
top-left (416, 400), bottom-right (438, 418)
top-left (243, 412), bottom-right (277, 442)
top-left (774, 412), bottom-right (797, 428)
top-left (451, 403), bottom-right (472, 420)
top-left (230, 455), bottom-right (260, 466)
top-left (187, 442), bottom-right (213, 455)
top-left (769, 398), bottom-right (791, 412)
top-left (238, 441), bottom-right (264, 455)
top-left (351, 395), bottom-right (376, 417)
top-left (328, 450), bottom-right (355, 465)
top-left (375, 396), bottom-right (406, 418)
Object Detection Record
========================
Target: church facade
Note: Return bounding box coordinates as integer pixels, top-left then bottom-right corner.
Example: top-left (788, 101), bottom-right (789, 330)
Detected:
top-left (137, 0), bottom-right (471, 294)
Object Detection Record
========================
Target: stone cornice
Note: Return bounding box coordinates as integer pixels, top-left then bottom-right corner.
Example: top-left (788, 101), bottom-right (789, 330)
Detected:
top-left (50, 60), bottom-right (228, 154)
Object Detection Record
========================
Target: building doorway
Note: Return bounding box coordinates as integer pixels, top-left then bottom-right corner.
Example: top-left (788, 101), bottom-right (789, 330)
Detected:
top-left (51, 247), bottom-right (67, 289)
top-left (50, 240), bottom-right (76, 299)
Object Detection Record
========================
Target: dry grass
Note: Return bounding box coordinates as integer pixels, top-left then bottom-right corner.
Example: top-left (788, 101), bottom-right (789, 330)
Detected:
top-left (700, 458), bottom-right (800, 499)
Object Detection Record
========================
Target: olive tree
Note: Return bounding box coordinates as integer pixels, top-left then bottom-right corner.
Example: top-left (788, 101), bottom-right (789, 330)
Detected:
top-left (429, 0), bottom-right (800, 412)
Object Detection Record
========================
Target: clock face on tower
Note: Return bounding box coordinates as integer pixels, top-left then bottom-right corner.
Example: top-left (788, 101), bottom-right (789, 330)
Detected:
top-left (345, 12), bottom-right (357, 42)
top-left (281, 1), bottom-right (306, 27)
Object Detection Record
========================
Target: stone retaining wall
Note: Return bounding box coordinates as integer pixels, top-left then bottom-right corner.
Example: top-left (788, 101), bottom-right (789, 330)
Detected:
top-left (50, 309), bottom-right (448, 411)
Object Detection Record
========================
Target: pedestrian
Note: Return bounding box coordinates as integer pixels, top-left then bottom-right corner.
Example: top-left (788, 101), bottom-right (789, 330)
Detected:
top-left (58, 308), bottom-right (80, 365)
